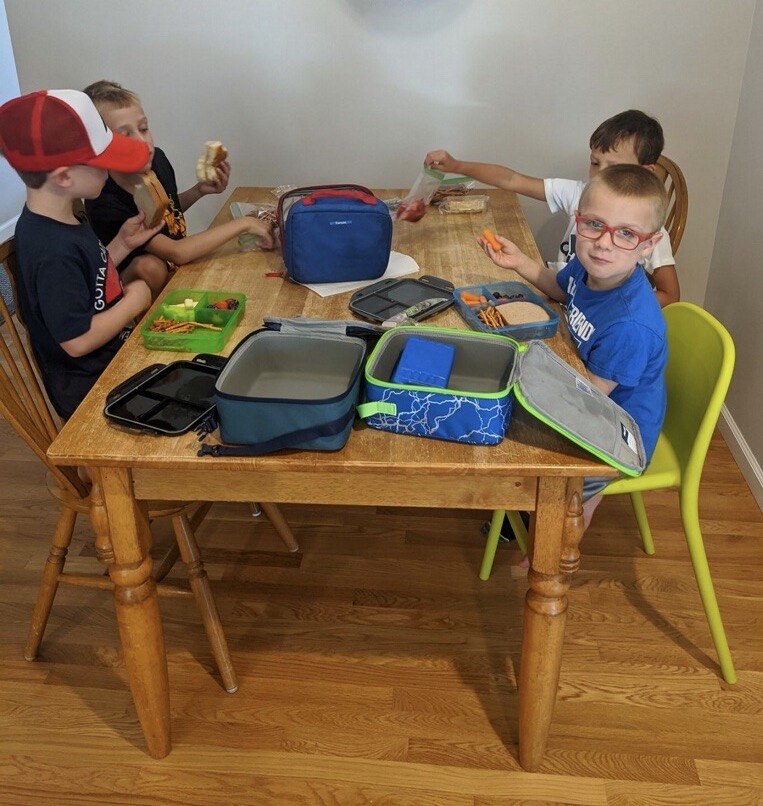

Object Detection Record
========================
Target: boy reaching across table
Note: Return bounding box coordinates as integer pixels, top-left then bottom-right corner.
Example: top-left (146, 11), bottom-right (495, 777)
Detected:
top-left (426, 109), bottom-right (680, 308)
top-left (0, 89), bottom-right (161, 421)
top-left (479, 164), bottom-right (668, 530)
top-left (83, 80), bottom-right (275, 297)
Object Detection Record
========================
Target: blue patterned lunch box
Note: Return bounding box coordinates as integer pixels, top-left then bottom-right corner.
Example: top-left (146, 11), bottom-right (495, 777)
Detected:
top-left (358, 326), bottom-right (647, 477)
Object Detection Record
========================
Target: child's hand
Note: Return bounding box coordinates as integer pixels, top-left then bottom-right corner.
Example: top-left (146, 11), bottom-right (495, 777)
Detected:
top-left (424, 149), bottom-right (457, 172)
top-left (476, 232), bottom-right (528, 272)
top-left (198, 159), bottom-right (230, 196)
top-left (117, 212), bottom-right (164, 251)
top-left (243, 214), bottom-right (275, 250)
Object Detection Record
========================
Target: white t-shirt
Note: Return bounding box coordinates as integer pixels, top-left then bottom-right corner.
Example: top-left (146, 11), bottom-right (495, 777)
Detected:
top-left (543, 177), bottom-right (674, 275)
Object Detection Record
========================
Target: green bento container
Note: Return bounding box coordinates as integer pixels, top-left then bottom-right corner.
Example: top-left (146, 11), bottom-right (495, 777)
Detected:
top-left (141, 288), bottom-right (246, 353)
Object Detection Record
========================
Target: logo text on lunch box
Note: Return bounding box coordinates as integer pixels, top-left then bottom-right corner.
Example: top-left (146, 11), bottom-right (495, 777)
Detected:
top-left (329, 220), bottom-right (352, 225)
top-left (565, 277), bottom-right (595, 342)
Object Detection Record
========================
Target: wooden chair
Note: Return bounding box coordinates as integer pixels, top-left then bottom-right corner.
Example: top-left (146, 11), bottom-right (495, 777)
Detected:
top-left (480, 303), bottom-right (737, 683)
top-left (0, 237), bottom-right (291, 692)
top-left (653, 155), bottom-right (688, 253)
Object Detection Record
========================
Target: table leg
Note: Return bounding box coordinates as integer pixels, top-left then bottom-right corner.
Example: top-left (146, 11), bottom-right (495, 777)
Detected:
top-left (99, 466), bottom-right (171, 759)
top-left (518, 477), bottom-right (584, 771)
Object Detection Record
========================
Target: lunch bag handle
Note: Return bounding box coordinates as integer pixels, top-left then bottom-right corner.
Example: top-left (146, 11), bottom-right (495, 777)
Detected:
top-left (301, 189), bottom-right (378, 206)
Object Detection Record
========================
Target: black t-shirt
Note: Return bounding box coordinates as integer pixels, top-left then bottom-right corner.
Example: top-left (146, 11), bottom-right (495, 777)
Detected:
top-left (85, 147), bottom-right (187, 271)
top-left (14, 206), bottom-right (128, 419)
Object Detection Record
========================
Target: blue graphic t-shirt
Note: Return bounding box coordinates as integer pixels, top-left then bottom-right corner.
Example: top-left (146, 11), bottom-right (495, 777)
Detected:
top-left (556, 257), bottom-right (667, 461)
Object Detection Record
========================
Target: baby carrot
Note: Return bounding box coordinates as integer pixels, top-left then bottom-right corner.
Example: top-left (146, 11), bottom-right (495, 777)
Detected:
top-left (482, 229), bottom-right (501, 251)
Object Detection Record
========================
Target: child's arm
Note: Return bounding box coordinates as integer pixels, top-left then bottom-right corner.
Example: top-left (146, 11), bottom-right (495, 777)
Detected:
top-left (650, 264), bottom-right (680, 308)
top-left (424, 150), bottom-right (546, 201)
top-left (477, 232), bottom-right (567, 303)
top-left (106, 211), bottom-right (165, 267)
top-left (178, 160), bottom-right (231, 212)
top-left (144, 215), bottom-right (274, 266)
top-left (586, 371), bottom-right (618, 396)
top-left (60, 280), bottom-right (152, 358)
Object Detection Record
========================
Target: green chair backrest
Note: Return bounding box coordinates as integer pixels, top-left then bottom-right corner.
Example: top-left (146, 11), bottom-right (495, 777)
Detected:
top-left (661, 303), bottom-right (735, 488)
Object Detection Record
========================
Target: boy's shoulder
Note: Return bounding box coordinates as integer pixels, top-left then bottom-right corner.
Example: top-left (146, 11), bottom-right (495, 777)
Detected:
top-left (544, 178), bottom-right (585, 214)
top-left (16, 206), bottom-right (99, 263)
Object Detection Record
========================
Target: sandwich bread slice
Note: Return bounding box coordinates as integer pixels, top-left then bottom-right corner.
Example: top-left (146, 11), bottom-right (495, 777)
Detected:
top-left (134, 170), bottom-right (170, 229)
top-left (196, 140), bottom-right (228, 183)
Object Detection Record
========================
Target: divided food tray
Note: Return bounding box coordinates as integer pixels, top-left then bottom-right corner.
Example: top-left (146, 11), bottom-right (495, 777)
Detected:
top-left (453, 281), bottom-right (559, 341)
top-left (141, 288), bottom-right (246, 352)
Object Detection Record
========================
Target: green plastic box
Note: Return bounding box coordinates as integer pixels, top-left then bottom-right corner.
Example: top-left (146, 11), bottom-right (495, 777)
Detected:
top-left (141, 288), bottom-right (246, 353)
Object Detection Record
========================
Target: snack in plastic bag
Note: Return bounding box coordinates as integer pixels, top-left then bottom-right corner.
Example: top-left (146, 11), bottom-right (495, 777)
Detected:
top-left (230, 202), bottom-right (277, 252)
top-left (396, 168), bottom-right (444, 222)
top-left (438, 195), bottom-right (489, 214)
top-left (430, 180), bottom-right (476, 204)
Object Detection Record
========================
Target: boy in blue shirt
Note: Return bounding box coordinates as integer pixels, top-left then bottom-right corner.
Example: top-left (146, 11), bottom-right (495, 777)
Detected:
top-left (426, 109), bottom-right (680, 307)
top-left (0, 89), bottom-right (160, 420)
top-left (480, 164), bottom-right (668, 530)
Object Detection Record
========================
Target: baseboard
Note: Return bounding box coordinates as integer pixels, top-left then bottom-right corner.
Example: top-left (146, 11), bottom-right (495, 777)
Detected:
top-left (718, 405), bottom-right (763, 513)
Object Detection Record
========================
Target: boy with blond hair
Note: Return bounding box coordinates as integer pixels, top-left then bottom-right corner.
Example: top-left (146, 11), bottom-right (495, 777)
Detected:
top-left (83, 80), bottom-right (274, 296)
top-left (0, 89), bottom-right (160, 419)
top-left (480, 164), bottom-right (668, 528)
top-left (426, 110), bottom-right (680, 307)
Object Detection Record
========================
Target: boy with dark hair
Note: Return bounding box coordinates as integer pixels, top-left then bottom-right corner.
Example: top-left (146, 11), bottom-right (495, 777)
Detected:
top-left (480, 164), bottom-right (669, 529)
top-left (83, 80), bottom-right (274, 295)
top-left (426, 110), bottom-right (680, 307)
top-left (0, 89), bottom-right (160, 419)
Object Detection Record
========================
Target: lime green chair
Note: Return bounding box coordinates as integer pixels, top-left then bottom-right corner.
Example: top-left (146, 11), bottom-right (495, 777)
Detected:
top-left (480, 303), bottom-right (737, 683)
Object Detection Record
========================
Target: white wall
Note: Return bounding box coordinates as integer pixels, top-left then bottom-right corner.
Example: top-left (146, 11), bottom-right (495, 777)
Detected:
top-left (705, 0), bottom-right (763, 507)
top-left (0, 0), bottom-right (24, 243)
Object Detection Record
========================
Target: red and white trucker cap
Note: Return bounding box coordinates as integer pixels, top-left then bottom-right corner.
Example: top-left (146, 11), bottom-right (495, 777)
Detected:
top-left (0, 89), bottom-right (149, 172)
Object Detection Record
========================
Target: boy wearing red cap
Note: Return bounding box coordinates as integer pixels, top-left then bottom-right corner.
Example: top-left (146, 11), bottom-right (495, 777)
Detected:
top-left (0, 89), bottom-right (161, 419)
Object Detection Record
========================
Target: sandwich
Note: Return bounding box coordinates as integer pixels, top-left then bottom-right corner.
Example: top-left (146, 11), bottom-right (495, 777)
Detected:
top-left (134, 170), bottom-right (170, 229)
top-left (195, 140), bottom-right (228, 183)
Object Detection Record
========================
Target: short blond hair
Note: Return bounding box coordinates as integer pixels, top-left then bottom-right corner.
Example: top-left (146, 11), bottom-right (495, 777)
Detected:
top-left (82, 80), bottom-right (140, 112)
top-left (580, 164), bottom-right (667, 232)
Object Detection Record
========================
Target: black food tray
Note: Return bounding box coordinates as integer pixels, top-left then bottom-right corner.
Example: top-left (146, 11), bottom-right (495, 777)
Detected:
top-left (349, 274), bottom-right (454, 323)
top-left (103, 354), bottom-right (226, 436)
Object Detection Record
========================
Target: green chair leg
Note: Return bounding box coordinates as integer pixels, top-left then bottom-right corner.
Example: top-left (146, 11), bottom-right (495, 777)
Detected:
top-left (680, 495), bottom-right (736, 684)
top-left (506, 510), bottom-right (529, 555)
top-left (479, 510), bottom-right (504, 581)
top-left (479, 510), bottom-right (529, 581)
top-left (630, 491), bottom-right (656, 555)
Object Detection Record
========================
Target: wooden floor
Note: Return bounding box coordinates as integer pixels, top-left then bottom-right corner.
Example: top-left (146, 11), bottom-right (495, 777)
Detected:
top-left (0, 421), bottom-right (761, 806)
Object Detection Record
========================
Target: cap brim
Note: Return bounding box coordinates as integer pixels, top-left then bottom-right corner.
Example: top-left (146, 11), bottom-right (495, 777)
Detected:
top-left (85, 131), bottom-right (150, 173)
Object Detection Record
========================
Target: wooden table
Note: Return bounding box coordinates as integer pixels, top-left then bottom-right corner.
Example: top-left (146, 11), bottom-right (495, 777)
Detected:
top-left (48, 188), bottom-right (617, 770)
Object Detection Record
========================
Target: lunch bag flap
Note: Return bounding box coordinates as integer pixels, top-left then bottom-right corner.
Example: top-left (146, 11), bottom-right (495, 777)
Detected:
top-left (513, 340), bottom-right (647, 476)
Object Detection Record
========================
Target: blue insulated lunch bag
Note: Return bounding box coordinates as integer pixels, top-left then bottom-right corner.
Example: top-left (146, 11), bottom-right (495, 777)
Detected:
top-left (277, 185), bottom-right (392, 284)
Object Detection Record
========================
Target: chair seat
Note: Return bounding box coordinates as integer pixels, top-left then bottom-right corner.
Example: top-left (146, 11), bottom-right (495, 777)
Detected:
top-left (603, 433), bottom-right (681, 495)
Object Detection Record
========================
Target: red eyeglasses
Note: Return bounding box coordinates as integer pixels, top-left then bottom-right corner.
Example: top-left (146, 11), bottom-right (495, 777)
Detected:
top-left (574, 214), bottom-right (657, 251)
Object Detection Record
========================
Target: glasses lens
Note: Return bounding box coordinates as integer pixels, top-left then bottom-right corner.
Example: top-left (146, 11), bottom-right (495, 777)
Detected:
top-left (612, 228), bottom-right (640, 250)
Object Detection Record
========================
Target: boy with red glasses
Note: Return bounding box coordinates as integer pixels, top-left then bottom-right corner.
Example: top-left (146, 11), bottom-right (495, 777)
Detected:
top-left (480, 164), bottom-right (668, 529)
top-left (425, 109), bottom-right (680, 307)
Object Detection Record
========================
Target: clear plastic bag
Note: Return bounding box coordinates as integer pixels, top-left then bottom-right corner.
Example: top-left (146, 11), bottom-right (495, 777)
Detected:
top-left (396, 168), bottom-right (444, 222)
top-left (230, 202), bottom-right (277, 252)
top-left (438, 194), bottom-right (489, 214)
top-left (271, 184), bottom-right (297, 199)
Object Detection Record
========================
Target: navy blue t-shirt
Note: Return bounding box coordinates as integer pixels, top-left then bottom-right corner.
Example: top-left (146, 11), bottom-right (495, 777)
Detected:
top-left (556, 257), bottom-right (667, 461)
top-left (85, 147), bottom-right (186, 271)
top-left (14, 206), bottom-right (128, 419)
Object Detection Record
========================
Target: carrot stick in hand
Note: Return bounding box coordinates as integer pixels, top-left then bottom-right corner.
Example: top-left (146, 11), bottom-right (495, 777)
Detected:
top-left (482, 229), bottom-right (501, 251)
